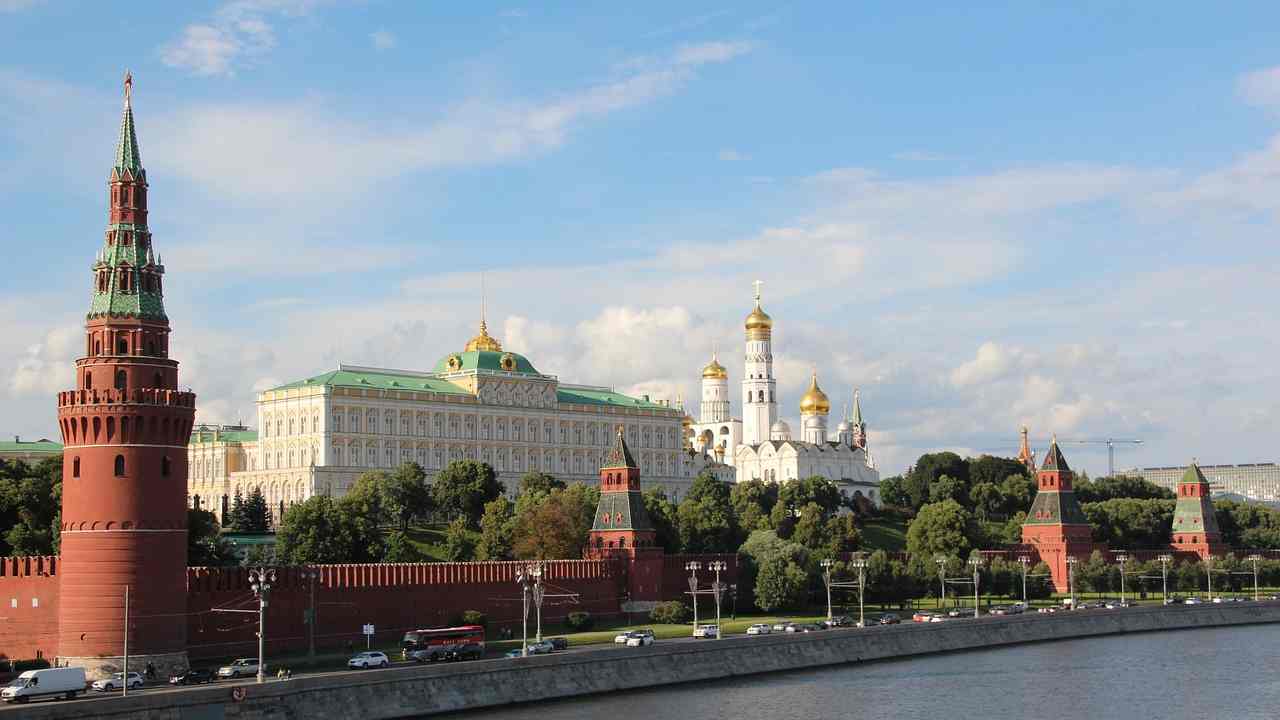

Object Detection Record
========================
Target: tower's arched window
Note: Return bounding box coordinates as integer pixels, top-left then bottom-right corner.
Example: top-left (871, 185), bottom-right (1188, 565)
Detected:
top-left (117, 338), bottom-right (128, 354)
top-left (73, 457), bottom-right (80, 478)
top-left (161, 456), bottom-right (171, 477)
top-left (84, 372), bottom-right (92, 389)
top-left (147, 340), bottom-right (156, 356)
top-left (115, 370), bottom-right (127, 390)
top-left (114, 455), bottom-right (125, 477)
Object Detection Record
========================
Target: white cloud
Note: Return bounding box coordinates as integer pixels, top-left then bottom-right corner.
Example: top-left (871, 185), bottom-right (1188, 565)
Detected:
top-left (370, 30), bottom-right (396, 51)
top-left (148, 41), bottom-right (755, 200)
top-left (9, 325), bottom-right (80, 397)
top-left (160, 0), bottom-right (325, 77)
top-left (950, 342), bottom-right (1018, 388)
top-left (1239, 66), bottom-right (1280, 110)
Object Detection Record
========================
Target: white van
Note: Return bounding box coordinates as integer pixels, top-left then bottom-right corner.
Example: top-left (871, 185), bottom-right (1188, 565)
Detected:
top-left (1, 667), bottom-right (87, 703)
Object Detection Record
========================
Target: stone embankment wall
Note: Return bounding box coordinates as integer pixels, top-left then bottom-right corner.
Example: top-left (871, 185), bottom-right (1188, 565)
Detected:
top-left (18, 602), bottom-right (1280, 720)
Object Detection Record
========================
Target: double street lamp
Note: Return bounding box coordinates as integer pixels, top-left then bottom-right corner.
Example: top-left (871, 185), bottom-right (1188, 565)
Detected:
top-left (515, 561), bottom-right (544, 657)
top-left (1018, 556), bottom-right (1030, 604)
top-left (1247, 554), bottom-right (1263, 602)
top-left (821, 557), bottom-right (867, 628)
top-left (686, 562), bottom-right (702, 638)
top-left (1066, 556), bottom-right (1079, 610)
top-left (968, 556), bottom-right (983, 618)
top-left (934, 554), bottom-right (948, 611)
top-left (1158, 554), bottom-right (1172, 605)
top-left (1114, 553), bottom-right (1129, 604)
top-left (248, 568), bottom-right (276, 684)
top-left (850, 557), bottom-right (868, 628)
top-left (300, 567), bottom-right (320, 661)
top-left (708, 561), bottom-right (727, 639)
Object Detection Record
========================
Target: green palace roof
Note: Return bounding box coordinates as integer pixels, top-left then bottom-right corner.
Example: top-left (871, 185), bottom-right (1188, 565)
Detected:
top-left (0, 439), bottom-right (63, 454)
top-left (265, 364), bottom-right (674, 411)
top-left (190, 428), bottom-right (258, 444)
top-left (432, 350), bottom-right (542, 375)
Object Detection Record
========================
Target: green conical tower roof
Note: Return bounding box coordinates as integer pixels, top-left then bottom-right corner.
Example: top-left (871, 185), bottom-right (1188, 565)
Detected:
top-left (1172, 462), bottom-right (1222, 536)
top-left (602, 426), bottom-right (638, 469)
top-left (114, 72), bottom-right (143, 176)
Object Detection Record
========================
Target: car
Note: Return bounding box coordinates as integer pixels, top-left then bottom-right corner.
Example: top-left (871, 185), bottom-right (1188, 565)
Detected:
top-left (625, 630), bottom-right (656, 647)
top-left (347, 651), bottom-right (390, 669)
top-left (911, 611), bottom-right (936, 623)
top-left (771, 620), bottom-right (793, 631)
top-left (1104, 600), bottom-right (1134, 609)
top-left (408, 647), bottom-right (447, 663)
top-left (946, 608), bottom-right (966, 618)
top-left (217, 658), bottom-right (259, 679)
top-left (169, 668), bottom-right (213, 685)
top-left (504, 649), bottom-right (525, 659)
top-left (1211, 597), bottom-right (1225, 604)
top-left (614, 632), bottom-right (636, 644)
top-left (1009, 602), bottom-right (1028, 614)
top-left (794, 623), bottom-right (824, 633)
top-left (92, 672), bottom-right (144, 692)
top-left (876, 613), bottom-right (901, 625)
top-left (526, 641), bottom-right (554, 655)
top-left (3, 667), bottom-right (87, 703)
top-left (447, 643), bottom-right (484, 661)
top-left (823, 615), bottom-right (854, 628)
top-left (693, 624), bottom-right (719, 639)
top-left (548, 637), bottom-right (569, 651)
top-left (927, 614), bottom-right (948, 623)
top-left (1184, 597), bottom-right (1204, 605)
top-left (746, 623), bottom-right (772, 635)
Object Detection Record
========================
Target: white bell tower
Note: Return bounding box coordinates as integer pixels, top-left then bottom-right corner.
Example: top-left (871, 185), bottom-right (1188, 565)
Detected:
top-left (742, 281), bottom-right (777, 446)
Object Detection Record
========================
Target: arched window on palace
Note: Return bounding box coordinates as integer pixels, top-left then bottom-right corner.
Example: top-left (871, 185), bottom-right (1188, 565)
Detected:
top-left (115, 370), bottom-right (127, 390)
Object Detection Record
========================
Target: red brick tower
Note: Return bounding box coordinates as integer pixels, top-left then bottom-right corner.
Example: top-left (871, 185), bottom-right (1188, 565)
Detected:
top-left (1171, 462), bottom-right (1225, 559)
top-left (1016, 425), bottom-right (1037, 473)
top-left (1021, 437), bottom-right (1096, 592)
top-left (55, 74), bottom-right (196, 678)
top-left (588, 427), bottom-right (663, 606)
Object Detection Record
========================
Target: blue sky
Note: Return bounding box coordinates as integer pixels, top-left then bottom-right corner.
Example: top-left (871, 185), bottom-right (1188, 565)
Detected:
top-left (3, 1), bottom-right (1279, 477)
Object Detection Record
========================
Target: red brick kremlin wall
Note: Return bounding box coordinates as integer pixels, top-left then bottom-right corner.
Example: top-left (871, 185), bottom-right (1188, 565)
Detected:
top-left (0, 557), bottom-right (59, 663)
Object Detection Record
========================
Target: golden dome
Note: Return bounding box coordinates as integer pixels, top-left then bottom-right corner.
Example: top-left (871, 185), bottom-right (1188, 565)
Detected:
top-left (799, 372), bottom-right (830, 415)
top-left (745, 302), bottom-right (773, 339)
top-left (701, 354), bottom-right (728, 379)
top-left (464, 319), bottom-right (503, 352)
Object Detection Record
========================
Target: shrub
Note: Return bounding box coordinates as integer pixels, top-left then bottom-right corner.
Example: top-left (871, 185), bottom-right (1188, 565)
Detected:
top-left (461, 610), bottom-right (488, 628)
top-left (12, 658), bottom-right (51, 672)
top-left (649, 600), bottom-right (690, 625)
top-left (565, 611), bottom-right (593, 631)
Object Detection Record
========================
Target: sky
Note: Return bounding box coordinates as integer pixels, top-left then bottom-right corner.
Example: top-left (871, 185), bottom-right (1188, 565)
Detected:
top-left (2, 1), bottom-right (1279, 478)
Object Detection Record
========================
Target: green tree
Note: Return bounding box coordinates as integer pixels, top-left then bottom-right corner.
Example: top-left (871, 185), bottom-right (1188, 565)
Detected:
top-left (1075, 475), bottom-right (1174, 503)
top-left (730, 478), bottom-right (778, 533)
top-left (511, 486), bottom-right (597, 559)
top-left (432, 461), bottom-right (504, 529)
top-left (905, 499), bottom-right (973, 560)
top-left (228, 490), bottom-right (246, 532)
top-left (443, 517), bottom-right (476, 561)
top-left (518, 472), bottom-right (564, 497)
top-left (928, 474), bottom-right (967, 506)
top-left (1081, 498), bottom-right (1174, 548)
top-left (754, 554), bottom-right (808, 611)
top-left (187, 508), bottom-right (235, 566)
top-left (1000, 473), bottom-right (1036, 515)
top-left (968, 455), bottom-right (1029, 489)
top-left (345, 470), bottom-right (391, 527)
top-left (777, 476), bottom-right (844, 517)
top-left (970, 482), bottom-right (1003, 522)
top-left (385, 462), bottom-right (432, 530)
top-left (382, 529), bottom-right (422, 562)
top-left (903, 452), bottom-right (969, 512)
top-left (0, 457), bottom-right (61, 557)
top-left (677, 473), bottom-right (738, 552)
top-left (878, 475), bottom-right (910, 509)
top-left (476, 497), bottom-right (515, 561)
top-left (239, 487), bottom-right (272, 533)
top-left (642, 488), bottom-right (680, 553)
top-left (276, 495), bottom-right (381, 564)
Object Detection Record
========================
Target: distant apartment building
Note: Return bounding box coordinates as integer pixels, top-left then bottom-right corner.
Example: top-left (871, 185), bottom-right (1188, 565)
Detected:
top-left (1123, 462), bottom-right (1280, 503)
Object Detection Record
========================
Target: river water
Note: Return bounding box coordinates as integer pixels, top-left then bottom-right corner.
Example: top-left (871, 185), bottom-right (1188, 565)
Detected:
top-left (452, 624), bottom-right (1280, 720)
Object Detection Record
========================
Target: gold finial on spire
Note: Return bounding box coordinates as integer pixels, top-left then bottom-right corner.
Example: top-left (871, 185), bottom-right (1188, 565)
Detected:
top-left (463, 270), bottom-right (503, 351)
top-left (800, 371), bottom-right (830, 415)
top-left (123, 70), bottom-right (133, 106)
top-left (744, 280), bottom-right (773, 338)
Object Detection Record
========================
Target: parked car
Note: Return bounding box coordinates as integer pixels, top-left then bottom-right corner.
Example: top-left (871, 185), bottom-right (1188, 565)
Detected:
top-left (876, 613), bottom-right (901, 625)
top-left (348, 651), bottom-right (390, 669)
top-left (217, 659), bottom-right (259, 679)
top-left (2, 667), bottom-right (86, 703)
top-left (693, 624), bottom-right (719, 639)
top-left (548, 637), bottom-right (569, 651)
top-left (92, 672), bottom-right (144, 692)
top-left (169, 668), bottom-right (213, 685)
top-left (625, 630), bottom-right (656, 647)
top-left (746, 623), bottom-right (772, 635)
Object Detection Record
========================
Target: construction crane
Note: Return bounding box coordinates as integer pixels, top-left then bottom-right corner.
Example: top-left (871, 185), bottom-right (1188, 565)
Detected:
top-left (1057, 438), bottom-right (1143, 478)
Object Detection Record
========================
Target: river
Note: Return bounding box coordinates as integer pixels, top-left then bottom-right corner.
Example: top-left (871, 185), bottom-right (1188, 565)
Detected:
top-left (451, 624), bottom-right (1280, 720)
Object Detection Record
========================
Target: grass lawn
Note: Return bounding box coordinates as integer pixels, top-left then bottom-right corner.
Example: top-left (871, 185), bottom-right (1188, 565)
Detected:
top-left (861, 516), bottom-right (907, 551)
top-left (403, 525), bottom-right (449, 561)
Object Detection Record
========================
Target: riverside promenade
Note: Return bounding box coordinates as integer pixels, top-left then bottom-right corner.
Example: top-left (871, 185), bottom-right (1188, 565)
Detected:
top-left (15, 602), bottom-right (1280, 720)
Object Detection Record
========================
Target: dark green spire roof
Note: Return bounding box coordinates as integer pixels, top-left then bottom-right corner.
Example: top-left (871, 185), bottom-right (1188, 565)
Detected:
top-left (1041, 437), bottom-right (1071, 473)
top-left (602, 427), bottom-right (637, 469)
top-left (114, 72), bottom-right (143, 175)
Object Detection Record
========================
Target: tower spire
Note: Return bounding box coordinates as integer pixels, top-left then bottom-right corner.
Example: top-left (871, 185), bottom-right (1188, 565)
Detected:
top-left (852, 388), bottom-right (863, 425)
top-left (115, 71), bottom-right (142, 174)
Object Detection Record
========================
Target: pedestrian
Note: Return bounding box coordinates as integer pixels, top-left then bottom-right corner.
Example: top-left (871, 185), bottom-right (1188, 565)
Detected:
top-left (146, 662), bottom-right (156, 681)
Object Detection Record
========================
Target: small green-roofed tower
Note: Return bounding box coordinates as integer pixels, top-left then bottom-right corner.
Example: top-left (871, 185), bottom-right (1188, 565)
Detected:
top-left (1021, 436), bottom-right (1097, 592)
top-left (1171, 462), bottom-right (1225, 558)
top-left (588, 427), bottom-right (664, 605)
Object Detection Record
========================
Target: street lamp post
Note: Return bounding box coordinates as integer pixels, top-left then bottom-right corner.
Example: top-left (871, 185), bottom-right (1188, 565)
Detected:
top-left (1205, 555), bottom-right (1216, 602)
top-left (820, 559), bottom-right (835, 622)
top-left (515, 567), bottom-right (530, 657)
top-left (301, 567), bottom-right (319, 661)
top-left (1247, 554), bottom-right (1263, 602)
top-left (1158, 554), bottom-right (1172, 605)
top-left (248, 568), bottom-right (276, 684)
top-left (968, 557), bottom-right (982, 618)
top-left (709, 561), bottom-right (726, 639)
top-left (1115, 553), bottom-right (1129, 604)
top-left (934, 554), bottom-right (948, 611)
top-left (528, 561), bottom-right (545, 643)
top-left (1066, 556), bottom-right (1079, 610)
top-left (686, 562), bottom-right (701, 637)
top-left (851, 557), bottom-right (868, 628)
top-left (1018, 556), bottom-right (1030, 605)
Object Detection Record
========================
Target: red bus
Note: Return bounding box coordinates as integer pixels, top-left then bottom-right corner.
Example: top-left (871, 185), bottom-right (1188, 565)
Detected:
top-left (400, 625), bottom-right (486, 661)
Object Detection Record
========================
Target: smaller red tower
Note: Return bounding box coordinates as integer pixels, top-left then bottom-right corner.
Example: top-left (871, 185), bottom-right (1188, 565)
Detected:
top-left (1021, 437), bottom-right (1097, 592)
top-left (1016, 425), bottom-right (1037, 473)
top-left (1170, 462), bottom-right (1225, 559)
top-left (588, 427), bottom-right (663, 606)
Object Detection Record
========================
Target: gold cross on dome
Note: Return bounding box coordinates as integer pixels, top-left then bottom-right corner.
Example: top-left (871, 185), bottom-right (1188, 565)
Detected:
top-left (752, 279), bottom-right (763, 304)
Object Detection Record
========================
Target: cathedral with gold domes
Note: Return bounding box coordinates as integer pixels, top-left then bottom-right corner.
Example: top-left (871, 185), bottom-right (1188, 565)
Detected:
top-left (689, 283), bottom-right (881, 507)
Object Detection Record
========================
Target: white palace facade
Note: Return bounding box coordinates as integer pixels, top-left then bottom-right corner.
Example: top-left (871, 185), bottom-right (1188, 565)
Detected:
top-left (187, 320), bottom-right (731, 524)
